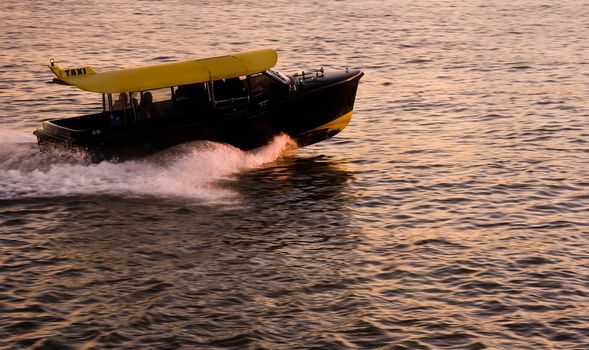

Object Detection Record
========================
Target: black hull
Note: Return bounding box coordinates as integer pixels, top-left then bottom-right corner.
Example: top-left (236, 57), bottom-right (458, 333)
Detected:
top-left (34, 70), bottom-right (363, 162)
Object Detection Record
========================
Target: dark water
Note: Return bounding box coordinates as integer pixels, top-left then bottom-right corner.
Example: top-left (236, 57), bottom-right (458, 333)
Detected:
top-left (2, 0), bottom-right (589, 349)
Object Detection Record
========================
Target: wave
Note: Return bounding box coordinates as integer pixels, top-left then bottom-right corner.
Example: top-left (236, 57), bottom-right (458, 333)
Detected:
top-left (0, 133), bottom-right (296, 202)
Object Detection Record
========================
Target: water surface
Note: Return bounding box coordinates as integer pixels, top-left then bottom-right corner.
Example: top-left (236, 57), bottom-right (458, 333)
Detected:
top-left (1, 0), bottom-right (589, 349)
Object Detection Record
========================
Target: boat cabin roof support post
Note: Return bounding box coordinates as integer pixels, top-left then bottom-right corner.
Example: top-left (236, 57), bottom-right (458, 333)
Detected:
top-left (122, 94), bottom-right (127, 124)
top-left (107, 93), bottom-right (113, 113)
top-left (130, 92), bottom-right (137, 122)
top-left (209, 81), bottom-right (217, 110)
top-left (206, 81), bottom-right (212, 104)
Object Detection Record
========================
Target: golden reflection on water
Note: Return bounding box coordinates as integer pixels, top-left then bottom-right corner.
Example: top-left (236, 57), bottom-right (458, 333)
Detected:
top-left (2, 0), bottom-right (589, 348)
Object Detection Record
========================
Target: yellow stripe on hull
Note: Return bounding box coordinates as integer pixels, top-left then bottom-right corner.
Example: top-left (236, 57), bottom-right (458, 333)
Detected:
top-left (309, 111), bottom-right (353, 133)
top-left (294, 111), bottom-right (353, 147)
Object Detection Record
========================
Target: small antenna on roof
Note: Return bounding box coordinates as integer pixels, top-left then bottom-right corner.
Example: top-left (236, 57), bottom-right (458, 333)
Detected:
top-left (50, 58), bottom-right (55, 67)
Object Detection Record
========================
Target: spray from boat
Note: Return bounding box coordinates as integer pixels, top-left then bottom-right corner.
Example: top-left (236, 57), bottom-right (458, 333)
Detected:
top-left (0, 133), bottom-right (296, 202)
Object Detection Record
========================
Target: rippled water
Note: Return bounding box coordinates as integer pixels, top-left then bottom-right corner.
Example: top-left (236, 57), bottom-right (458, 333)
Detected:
top-left (1, 0), bottom-right (589, 349)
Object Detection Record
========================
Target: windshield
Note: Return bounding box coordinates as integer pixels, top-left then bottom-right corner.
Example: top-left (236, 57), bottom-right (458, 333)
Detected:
top-left (267, 68), bottom-right (291, 85)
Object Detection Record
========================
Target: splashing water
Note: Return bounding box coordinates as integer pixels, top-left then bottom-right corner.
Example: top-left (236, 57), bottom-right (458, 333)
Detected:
top-left (0, 133), bottom-right (297, 202)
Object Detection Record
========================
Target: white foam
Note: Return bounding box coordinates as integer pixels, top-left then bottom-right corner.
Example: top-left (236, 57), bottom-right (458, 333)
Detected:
top-left (0, 134), bottom-right (296, 203)
top-left (0, 130), bottom-right (36, 144)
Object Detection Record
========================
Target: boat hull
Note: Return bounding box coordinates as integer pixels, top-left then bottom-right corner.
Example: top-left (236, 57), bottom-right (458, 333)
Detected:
top-left (34, 70), bottom-right (362, 162)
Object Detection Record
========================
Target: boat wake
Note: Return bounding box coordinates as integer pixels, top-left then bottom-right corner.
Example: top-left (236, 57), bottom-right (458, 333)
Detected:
top-left (0, 131), bottom-right (296, 203)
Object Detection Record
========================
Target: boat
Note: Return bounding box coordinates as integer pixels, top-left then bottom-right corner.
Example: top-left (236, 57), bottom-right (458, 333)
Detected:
top-left (34, 48), bottom-right (363, 162)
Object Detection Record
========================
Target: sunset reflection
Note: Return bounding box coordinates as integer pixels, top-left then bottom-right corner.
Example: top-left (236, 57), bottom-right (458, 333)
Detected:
top-left (2, 0), bottom-right (589, 349)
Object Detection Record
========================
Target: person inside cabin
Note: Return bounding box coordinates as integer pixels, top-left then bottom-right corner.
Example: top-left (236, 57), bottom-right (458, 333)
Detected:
top-left (113, 93), bottom-right (127, 111)
top-left (108, 93), bottom-right (128, 126)
top-left (139, 91), bottom-right (155, 119)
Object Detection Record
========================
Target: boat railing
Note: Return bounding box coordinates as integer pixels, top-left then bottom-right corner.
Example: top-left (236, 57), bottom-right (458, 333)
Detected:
top-left (293, 67), bottom-right (324, 82)
top-left (214, 95), bottom-right (250, 110)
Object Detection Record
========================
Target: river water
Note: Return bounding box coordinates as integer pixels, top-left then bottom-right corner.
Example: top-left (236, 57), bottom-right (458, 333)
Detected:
top-left (1, 1), bottom-right (589, 349)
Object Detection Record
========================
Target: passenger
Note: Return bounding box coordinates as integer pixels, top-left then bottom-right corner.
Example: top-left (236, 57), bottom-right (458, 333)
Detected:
top-left (113, 93), bottom-right (127, 111)
top-left (139, 91), bottom-right (155, 119)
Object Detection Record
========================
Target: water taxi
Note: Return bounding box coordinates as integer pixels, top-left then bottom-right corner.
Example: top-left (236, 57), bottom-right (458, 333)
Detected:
top-left (34, 49), bottom-right (363, 162)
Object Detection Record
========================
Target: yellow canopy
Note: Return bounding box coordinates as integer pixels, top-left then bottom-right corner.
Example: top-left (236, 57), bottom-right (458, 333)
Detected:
top-left (48, 48), bottom-right (278, 93)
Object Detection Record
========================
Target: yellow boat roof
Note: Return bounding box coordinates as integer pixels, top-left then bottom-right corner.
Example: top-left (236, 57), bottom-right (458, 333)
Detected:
top-left (48, 48), bottom-right (278, 93)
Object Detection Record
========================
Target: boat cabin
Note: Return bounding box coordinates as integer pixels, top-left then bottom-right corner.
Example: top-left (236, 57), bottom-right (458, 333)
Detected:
top-left (80, 69), bottom-right (291, 127)
top-left (46, 49), bottom-right (291, 131)
top-left (51, 71), bottom-right (292, 135)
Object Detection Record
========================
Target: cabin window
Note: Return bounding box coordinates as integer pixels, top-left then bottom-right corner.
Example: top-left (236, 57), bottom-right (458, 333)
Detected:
top-left (112, 92), bottom-right (135, 111)
top-left (175, 83), bottom-right (209, 104)
top-left (136, 88), bottom-right (174, 120)
top-left (148, 88), bottom-right (171, 104)
top-left (173, 82), bottom-right (212, 116)
top-left (212, 77), bottom-right (249, 110)
top-left (248, 73), bottom-right (287, 99)
top-left (106, 92), bottom-right (137, 125)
